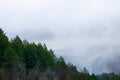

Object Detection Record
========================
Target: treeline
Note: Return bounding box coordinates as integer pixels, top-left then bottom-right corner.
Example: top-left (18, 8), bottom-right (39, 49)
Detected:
top-left (0, 28), bottom-right (120, 80)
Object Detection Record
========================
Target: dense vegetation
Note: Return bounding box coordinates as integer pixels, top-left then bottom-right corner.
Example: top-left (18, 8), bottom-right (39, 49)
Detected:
top-left (0, 28), bottom-right (120, 80)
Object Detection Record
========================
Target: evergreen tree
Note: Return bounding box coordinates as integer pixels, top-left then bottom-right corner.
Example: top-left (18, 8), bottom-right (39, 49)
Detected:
top-left (0, 28), bottom-right (9, 66)
top-left (10, 35), bottom-right (24, 61)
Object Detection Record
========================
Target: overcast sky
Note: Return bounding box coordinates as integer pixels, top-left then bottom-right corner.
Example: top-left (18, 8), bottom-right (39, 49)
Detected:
top-left (1, 0), bottom-right (120, 74)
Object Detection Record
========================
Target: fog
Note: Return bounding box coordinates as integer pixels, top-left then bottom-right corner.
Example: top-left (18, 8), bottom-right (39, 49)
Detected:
top-left (0, 0), bottom-right (120, 74)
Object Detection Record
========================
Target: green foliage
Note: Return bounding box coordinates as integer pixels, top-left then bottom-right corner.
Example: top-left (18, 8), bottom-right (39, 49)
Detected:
top-left (79, 67), bottom-right (90, 80)
top-left (11, 35), bottom-right (23, 52)
top-left (23, 43), bottom-right (37, 69)
top-left (10, 35), bottom-right (24, 62)
top-left (89, 74), bottom-right (98, 80)
top-left (56, 56), bottom-right (67, 68)
top-left (98, 73), bottom-right (120, 80)
top-left (0, 28), bottom-right (120, 80)
top-left (68, 63), bottom-right (80, 80)
top-left (0, 28), bottom-right (9, 66)
top-left (3, 47), bottom-right (19, 69)
top-left (37, 43), bottom-right (56, 68)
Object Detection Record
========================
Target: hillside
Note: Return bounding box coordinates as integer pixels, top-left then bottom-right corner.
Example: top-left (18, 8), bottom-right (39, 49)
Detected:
top-left (0, 28), bottom-right (120, 80)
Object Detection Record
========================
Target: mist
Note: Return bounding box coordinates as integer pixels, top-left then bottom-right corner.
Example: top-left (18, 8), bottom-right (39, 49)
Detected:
top-left (1, 0), bottom-right (120, 74)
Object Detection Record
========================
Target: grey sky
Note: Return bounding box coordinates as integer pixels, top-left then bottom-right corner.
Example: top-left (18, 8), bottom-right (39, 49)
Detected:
top-left (1, 0), bottom-right (120, 74)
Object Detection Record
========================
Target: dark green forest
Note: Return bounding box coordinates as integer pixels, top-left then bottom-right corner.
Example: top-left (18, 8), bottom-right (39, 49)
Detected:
top-left (0, 28), bottom-right (120, 80)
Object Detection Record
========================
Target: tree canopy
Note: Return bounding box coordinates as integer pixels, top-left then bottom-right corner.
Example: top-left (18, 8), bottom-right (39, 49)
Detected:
top-left (0, 28), bottom-right (120, 80)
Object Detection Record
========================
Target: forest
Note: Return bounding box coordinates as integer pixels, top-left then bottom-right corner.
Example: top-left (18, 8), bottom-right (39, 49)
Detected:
top-left (0, 28), bottom-right (120, 80)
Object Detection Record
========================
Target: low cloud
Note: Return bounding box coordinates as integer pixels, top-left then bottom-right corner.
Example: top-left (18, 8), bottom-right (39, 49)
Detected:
top-left (55, 45), bottom-right (120, 74)
top-left (1, 0), bottom-right (120, 74)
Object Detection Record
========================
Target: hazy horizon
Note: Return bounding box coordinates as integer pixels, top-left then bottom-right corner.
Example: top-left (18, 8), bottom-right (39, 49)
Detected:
top-left (1, 0), bottom-right (120, 74)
